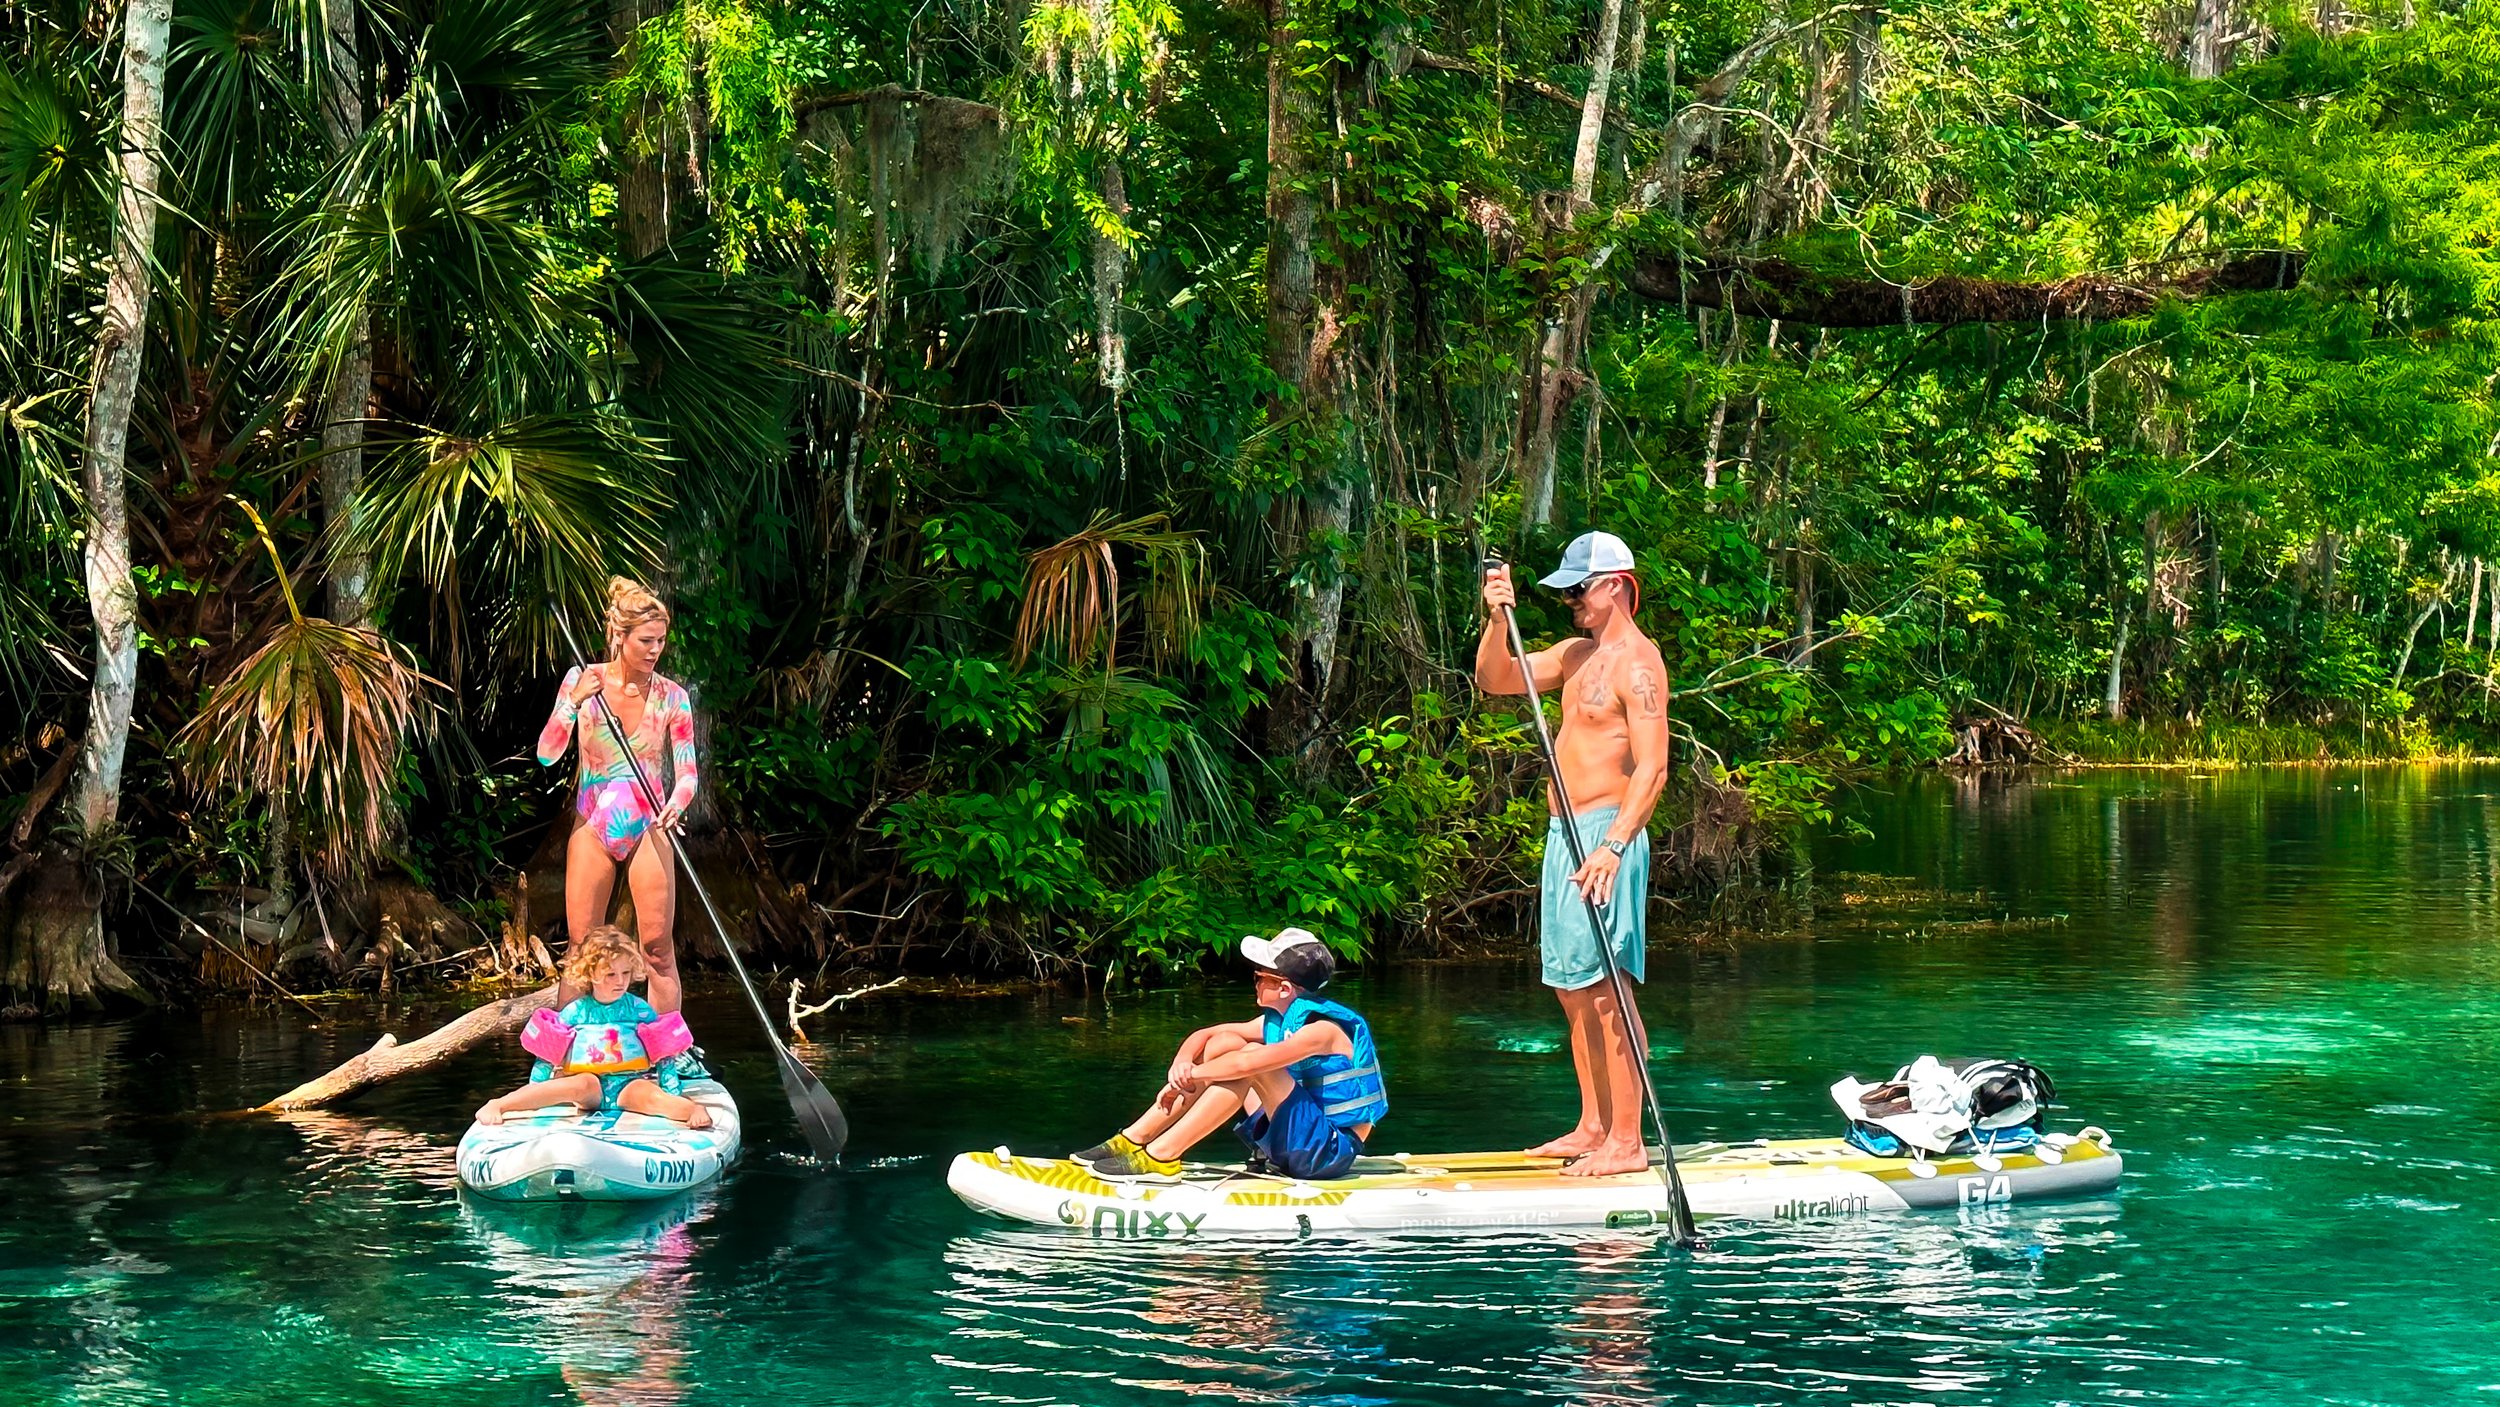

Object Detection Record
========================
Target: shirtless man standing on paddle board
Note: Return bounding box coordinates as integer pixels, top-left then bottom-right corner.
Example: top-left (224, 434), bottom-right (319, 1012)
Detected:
top-left (1477, 531), bottom-right (1671, 1178)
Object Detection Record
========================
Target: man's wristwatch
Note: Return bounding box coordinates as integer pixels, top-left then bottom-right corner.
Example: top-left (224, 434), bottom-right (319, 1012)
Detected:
top-left (1601, 837), bottom-right (1629, 856)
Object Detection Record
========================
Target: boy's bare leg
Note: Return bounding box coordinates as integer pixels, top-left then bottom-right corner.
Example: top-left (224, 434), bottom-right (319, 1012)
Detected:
top-left (618, 1076), bottom-right (711, 1129)
top-left (478, 1073), bottom-right (602, 1125)
top-left (1119, 1031), bottom-right (1252, 1146)
top-left (1528, 988), bottom-right (1606, 1157)
top-left (1140, 1067), bottom-right (1293, 1164)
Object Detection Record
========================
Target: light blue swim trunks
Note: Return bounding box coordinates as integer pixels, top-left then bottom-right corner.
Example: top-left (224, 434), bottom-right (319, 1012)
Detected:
top-left (1539, 806), bottom-right (1649, 991)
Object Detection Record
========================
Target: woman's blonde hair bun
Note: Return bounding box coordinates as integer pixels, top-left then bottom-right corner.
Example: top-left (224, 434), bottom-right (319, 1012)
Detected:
top-left (604, 575), bottom-right (670, 649)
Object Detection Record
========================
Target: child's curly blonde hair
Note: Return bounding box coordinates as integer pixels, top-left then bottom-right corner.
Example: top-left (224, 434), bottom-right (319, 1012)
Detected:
top-left (562, 925), bottom-right (644, 986)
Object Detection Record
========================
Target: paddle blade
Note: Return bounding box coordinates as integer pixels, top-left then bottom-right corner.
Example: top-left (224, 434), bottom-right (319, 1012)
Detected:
top-left (777, 1045), bottom-right (849, 1161)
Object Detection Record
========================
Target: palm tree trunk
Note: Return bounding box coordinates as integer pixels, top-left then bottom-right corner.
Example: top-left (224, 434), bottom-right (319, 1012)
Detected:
top-left (5, 0), bottom-right (171, 1012)
top-left (320, 0), bottom-right (372, 625)
top-left (613, 0), bottom-right (684, 258)
top-left (75, 0), bottom-right (171, 843)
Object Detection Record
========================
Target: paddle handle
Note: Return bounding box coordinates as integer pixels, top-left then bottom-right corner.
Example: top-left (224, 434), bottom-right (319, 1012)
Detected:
top-left (1490, 566), bottom-right (1701, 1245)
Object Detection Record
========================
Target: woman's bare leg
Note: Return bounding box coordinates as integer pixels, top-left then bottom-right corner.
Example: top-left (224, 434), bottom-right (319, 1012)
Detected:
top-left (478, 1073), bottom-right (602, 1125)
top-left (558, 823), bottom-right (619, 1005)
top-left (617, 1076), bottom-right (711, 1129)
top-left (626, 829), bottom-right (680, 1013)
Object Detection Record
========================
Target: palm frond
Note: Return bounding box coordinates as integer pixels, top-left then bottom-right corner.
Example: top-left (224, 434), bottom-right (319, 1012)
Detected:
top-left (1045, 668), bottom-right (1240, 865)
top-left (270, 133), bottom-right (584, 400)
top-left (169, 0), bottom-right (307, 219)
top-left (418, 0), bottom-right (599, 104)
top-left (0, 45), bottom-right (111, 356)
top-left (0, 386), bottom-right (83, 700)
top-left (178, 614), bottom-right (442, 875)
top-left (1012, 511), bottom-right (1206, 673)
top-left (340, 409), bottom-right (669, 665)
top-left (606, 251), bottom-right (795, 519)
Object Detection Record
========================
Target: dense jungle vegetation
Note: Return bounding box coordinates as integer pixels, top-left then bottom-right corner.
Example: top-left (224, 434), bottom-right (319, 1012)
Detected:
top-left (1, 0), bottom-right (2496, 1009)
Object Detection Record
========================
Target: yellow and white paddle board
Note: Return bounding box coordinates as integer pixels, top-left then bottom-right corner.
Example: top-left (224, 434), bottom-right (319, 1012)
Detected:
top-left (947, 1130), bottom-right (2120, 1237)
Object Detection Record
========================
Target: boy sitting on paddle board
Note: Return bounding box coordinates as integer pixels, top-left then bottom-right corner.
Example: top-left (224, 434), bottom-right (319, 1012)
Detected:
top-left (1077, 928), bottom-right (1387, 1180)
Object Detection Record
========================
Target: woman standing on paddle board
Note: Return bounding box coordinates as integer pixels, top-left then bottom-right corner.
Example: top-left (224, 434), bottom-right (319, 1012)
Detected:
top-left (539, 576), bottom-right (699, 1011)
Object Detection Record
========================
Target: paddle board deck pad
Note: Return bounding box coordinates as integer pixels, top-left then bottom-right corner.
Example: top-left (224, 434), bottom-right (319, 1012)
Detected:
top-left (947, 1129), bottom-right (2121, 1237)
top-left (458, 1079), bottom-right (741, 1201)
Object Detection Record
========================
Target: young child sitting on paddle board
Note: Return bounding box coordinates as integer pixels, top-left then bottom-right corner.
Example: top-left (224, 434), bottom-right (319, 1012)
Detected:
top-left (475, 926), bottom-right (712, 1128)
top-left (1075, 928), bottom-right (1386, 1180)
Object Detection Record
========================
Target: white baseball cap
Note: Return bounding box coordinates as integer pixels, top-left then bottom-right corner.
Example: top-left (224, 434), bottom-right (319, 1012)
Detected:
top-left (1239, 926), bottom-right (1326, 970)
top-left (1538, 531), bottom-right (1636, 588)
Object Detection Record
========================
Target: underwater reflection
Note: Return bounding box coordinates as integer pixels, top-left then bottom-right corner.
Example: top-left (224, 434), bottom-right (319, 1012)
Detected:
top-left (936, 1229), bottom-right (1416, 1403)
top-left (271, 1108), bottom-right (461, 1195)
top-left (1541, 1236), bottom-right (1664, 1407)
top-left (935, 1201), bottom-right (2136, 1405)
top-left (460, 1191), bottom-right (715, 1406)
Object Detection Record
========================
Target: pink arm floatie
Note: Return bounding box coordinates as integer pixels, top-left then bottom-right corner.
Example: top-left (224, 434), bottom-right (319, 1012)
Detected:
top-left (637, 1011), bottom-right (694, 1061)
top-left (520, 1008), bottom-right (574, 1064)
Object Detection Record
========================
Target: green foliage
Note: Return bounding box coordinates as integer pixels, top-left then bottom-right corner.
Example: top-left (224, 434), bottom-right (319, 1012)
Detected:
top-left (10, 0), bottom-right (2500, 988)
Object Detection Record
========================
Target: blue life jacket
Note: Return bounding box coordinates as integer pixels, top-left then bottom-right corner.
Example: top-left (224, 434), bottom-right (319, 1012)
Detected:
top-left (1262, 995), bottom-right (1389, 1130)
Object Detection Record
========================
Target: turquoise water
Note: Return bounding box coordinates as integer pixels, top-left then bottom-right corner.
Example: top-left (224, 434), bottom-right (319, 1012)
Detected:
top-left (6, 767), bottom-right (2500, 1404)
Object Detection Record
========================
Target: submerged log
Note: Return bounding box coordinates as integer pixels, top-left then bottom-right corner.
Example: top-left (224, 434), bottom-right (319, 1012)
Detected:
top-left (258, 983), bottom-right (555, 1111)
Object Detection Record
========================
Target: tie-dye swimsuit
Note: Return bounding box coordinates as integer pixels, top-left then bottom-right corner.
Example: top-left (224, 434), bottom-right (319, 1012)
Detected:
top-left (539, 667), bottom-right (699, 862)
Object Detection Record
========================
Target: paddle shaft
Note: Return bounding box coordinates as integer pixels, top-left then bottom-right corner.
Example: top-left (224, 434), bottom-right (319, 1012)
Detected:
top-left (555, 615), bottom-right (847, 1161)
top-left (1493, 580), bottom-right (1700, 1246)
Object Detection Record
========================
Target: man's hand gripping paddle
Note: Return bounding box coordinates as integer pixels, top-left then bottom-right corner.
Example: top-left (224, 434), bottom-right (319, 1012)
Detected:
top-left (1487, 555), bottom-right (1701, 1248)
top-left (555, 614), bottom-right (850, 1163)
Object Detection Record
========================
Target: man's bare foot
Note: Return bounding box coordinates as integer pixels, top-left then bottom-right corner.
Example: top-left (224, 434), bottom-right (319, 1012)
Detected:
top-left (475, 1102), bottom-right (505, 1126)
top-left (1559, 1141), bottom-right (1648, 1177)
top-left (1526, 1129), bottom-right (1603, 1159)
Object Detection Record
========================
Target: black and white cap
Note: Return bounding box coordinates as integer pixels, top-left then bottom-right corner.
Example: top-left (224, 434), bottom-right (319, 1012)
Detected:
top-left (1538, 531), bottom-right (1636, 588)
top-left (1241, 926), bottom-right (1335, 990)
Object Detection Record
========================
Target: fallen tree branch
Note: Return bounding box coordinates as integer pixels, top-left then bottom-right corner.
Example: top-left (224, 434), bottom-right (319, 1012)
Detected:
top-left (257, 984), bottom-right (556, 1111)
top-left (787, 974), bottom-right (907, 1045)
top-left (1628, 250), bottom-right (2308, 327)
